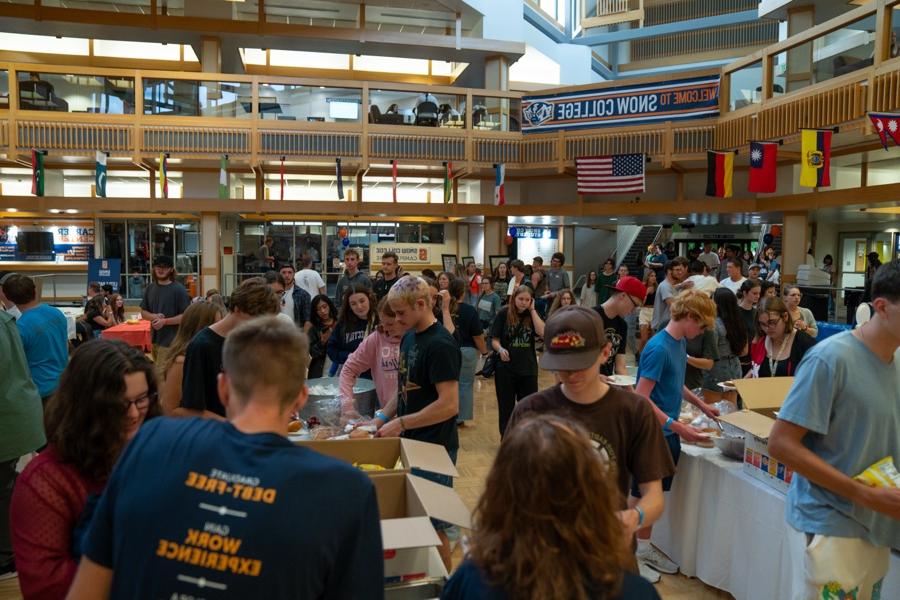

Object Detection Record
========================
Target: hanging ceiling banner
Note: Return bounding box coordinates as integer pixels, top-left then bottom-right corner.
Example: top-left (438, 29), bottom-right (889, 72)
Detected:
top-left (521, 74), bottom-right (720, 133)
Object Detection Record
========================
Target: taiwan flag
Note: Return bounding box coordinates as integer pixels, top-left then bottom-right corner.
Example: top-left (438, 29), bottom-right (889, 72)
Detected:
top-left (705, 151), bottom-right (733, 198)
top-left (869, 112), bottom-right (900, 150)
top-left (748, 141), bottom-right (777, 193)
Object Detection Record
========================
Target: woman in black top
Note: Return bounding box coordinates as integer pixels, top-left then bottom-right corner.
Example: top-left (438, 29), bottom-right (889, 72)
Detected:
top-left (308, 295), bottom-right (337, 379)
top-left (749, 296), bottom-right (816, 378)
top-left (492, 262), bottom-right (511, 301)
top-left (83, 296), bottom-right (114, 337)
top-left (737, 279), bottom-right (761, 375)
top-left (442, 277), bottom-right (487, 425)
top-left (490, 285), bottom-right (545, 437)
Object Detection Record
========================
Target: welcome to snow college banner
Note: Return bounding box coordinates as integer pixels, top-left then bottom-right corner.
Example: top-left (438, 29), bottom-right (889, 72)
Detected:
top-left (521, 74), bottom-right (720, 134)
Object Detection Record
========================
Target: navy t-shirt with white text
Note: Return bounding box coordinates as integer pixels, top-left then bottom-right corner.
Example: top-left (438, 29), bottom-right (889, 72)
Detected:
top-left (83, 417), bottom-right (383, 599)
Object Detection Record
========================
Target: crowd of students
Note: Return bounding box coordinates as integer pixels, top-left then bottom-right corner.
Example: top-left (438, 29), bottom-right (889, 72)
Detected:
top-left (0, 246), bottom-right (898, 600)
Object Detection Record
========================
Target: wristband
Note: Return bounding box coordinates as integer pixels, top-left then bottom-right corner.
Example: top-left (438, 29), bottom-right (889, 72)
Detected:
top-left (634, 506), bottom-right (645, 527)
top-left (399, 416), bottom-right (407, 432)
top-left (664, 416), bottom-right (674, 429)
top-left (374, 410), bottom-right (390, 422)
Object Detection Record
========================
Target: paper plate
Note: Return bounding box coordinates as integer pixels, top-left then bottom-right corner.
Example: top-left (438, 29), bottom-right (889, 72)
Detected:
top-left (607, 374), bottom-right (636, 387)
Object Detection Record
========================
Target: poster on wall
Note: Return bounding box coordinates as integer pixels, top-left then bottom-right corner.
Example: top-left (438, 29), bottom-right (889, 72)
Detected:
top-left (521, 74), bottom-right (720, 133)
top-left (88, 258), bottom-right (121, 292)
top-left (0, 223), bottom-right (95, 263)
top-left (371, 243), bottom-right (432, 265)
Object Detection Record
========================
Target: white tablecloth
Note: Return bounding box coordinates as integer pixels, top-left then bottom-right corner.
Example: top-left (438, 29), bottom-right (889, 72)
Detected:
top-left (653, 444), bottom-right (899, 599)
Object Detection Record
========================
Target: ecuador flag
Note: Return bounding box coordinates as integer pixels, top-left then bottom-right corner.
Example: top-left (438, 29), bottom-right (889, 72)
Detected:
top-left (800, 129), bottom-right (831, 188)
top-left (706, 151), bottom-right (733, 198)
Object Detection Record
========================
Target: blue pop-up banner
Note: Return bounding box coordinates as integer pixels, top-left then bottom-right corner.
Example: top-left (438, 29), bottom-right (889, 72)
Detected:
top-left (521, 74), bottom-right (720, 133)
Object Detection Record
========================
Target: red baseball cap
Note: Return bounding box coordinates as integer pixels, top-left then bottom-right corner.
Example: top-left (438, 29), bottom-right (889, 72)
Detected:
top-left (605, 275), bottom-right (647, 304)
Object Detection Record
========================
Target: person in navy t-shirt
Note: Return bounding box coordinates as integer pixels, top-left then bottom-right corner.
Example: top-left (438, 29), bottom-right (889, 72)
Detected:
top-left (67, 317), bottom-right (384, 600)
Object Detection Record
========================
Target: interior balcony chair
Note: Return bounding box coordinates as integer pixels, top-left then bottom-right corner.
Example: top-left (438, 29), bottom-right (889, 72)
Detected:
top-left (415, 101), bottom-right (439, 127)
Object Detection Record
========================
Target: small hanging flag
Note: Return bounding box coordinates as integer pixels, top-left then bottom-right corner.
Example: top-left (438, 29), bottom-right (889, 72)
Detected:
top-left (31, 149), bottom-right (45, 197)
top-left (392, 160), bottom-right (398, 202)
top-left (95, 151), bottom-right (107, 198)
top-left (280, 156), bottom-right (285, 200)
top-left (799, 129), bottom-right (832, 188)
top-left (336, 158), bottom-right (344, 200)
top-left (159, 153), bottom-right (168, 199)
top-left (868, 112), bottom-right (900, 150)
top-left (706, 150), bottom-right (733, 198)
top-left (747, 142), bottom-right (777, 194)
top-left (443, 161), bottom-right (453, 204)
top-left (494, 164), bottom-right (505, 206)
top-left (219, 155), bottom-right (228, 200)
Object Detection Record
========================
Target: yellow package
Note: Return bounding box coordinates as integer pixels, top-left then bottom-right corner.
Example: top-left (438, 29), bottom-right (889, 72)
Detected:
top-left (854, 457), bottom-right (900, 489)
top-left (353, 462), bottom-right (386, 472)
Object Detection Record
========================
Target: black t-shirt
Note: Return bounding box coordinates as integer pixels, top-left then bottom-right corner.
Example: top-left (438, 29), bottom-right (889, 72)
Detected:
top-left (509, 384), bottom-right (675, 501)
top-left (140, 281), bottom-right (191, 347)
top-left (452, 302), bottom-right (483, 348)
top-left (594, 306), bottom-right (627, 377)
top-left (739, 306), bottom-right (756, 340)
top-left (490, 307), bottom-right (537, 377)
top-left (84, 303), bottom-right (106, 332)
top-left (180, 326), bottom-right (226, 416)
top-left (373, 273), bottom-right (406, 301)
top-left (443, 560), bottom-right (661, 600)
top-left (398, 321), bottom-right (461, 452)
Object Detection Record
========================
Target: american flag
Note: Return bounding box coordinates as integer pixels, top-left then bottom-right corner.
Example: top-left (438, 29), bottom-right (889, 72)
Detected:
top-left (576, 154), bottom-right (645, 194)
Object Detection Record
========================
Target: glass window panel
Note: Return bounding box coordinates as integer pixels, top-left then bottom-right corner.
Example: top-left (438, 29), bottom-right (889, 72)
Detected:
top-left (257, 83), bottom-right (361, 122)
top-left (0, 71), bottom-right (8, 110)
top-left (397, 223), bottom-right (420, 243)
top-left (102, 220), bottom-right (127, 292)
top-left (18, 72), bottom-right (135, 114)
top-left (143, 79), bottom-right (253, 118)
top-left (472, 96), bottom-right (522, 132)
top-left (269, 49), bottom-right (350, 69)
top-left (152, 223), bottom-right (174, 266)
top-left (728, 61), bottom-right (763, 110)
top-left (266, 222), bottom-right (294, 270)
top-left (241, 48), bottom-right (267, 66)
top-left (355, 55), bottom-right (429, 75)
top-left (0, 33), bottom-right (89, 55)
top-left (266, 2), bottom-right (356, 27)
top-left (43, 0), bottom-right (150, 13)
top-left (773, 14), bottom-right (877, 95)
top-left (93, 40), bottom-right (181, 61)
top-left (127, 221), bottom-right (151, 298)
top-left (294, 224), bottom-right (324, 272)
top-left (174, 221), bottom-right (199, 279)
top-left (368, 89), bottom-right (465, 128)
top-left (422, 223), bottom-right (445, 244)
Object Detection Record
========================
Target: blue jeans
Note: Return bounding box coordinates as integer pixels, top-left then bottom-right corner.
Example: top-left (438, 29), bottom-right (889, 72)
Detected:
top-left (412, 446), bottom-right (458, 531)
top-left (458, 346), bottom-right (478, 421)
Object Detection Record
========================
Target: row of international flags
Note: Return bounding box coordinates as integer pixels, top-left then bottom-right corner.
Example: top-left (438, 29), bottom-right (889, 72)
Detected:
top-left (29, 150), bottom-right (508, 206)
top-left (27, 112), bottom-right (899, 201)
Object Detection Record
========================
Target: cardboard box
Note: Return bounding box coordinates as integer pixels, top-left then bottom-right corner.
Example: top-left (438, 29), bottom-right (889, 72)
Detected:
top-left (720, 377), bottom-right (796, 494)
top-left (372, 472), bottom-right (472, 584)
top-left (296, 437), bottom-right (459, 477)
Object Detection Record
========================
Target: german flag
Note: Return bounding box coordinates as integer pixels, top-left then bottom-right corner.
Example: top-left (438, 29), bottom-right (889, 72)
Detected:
top-left (706, 150), bottom-right (733, 198)
top-left (800, 129), bottom-right (832, 188)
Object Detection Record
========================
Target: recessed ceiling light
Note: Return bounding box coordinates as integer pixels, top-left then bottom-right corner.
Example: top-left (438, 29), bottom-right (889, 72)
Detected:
top-left (678, 217), bottom-right (686, 220)
top-left (610, 217), bottom-right (618, 221)
top-left (6, 208), bottom-right (17, 212)
top-left (65, 209), bottom-right (78, 214)
top-left (49, 209), bottom-right (61, 214)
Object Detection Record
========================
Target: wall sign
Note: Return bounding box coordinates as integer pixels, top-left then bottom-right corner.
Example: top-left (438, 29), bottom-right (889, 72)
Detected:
top-left (521, 74), bottom-right (720, 133)
top-left (0, 223), bottom-right (95, 263)
top-left (508, 227), bottom-right (558, 239)
top-left (371, 243), bottom-right (432, 265)
top-left (88, 258), bottom-right (121, 292)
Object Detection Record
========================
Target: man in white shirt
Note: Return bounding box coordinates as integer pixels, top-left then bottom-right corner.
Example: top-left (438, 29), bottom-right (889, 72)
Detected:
top-left (719, 258), bottom-right (747, 295)
top-left (698, 243), bottom-right (720, 272)
top-left (294, 255), bottom-right (326, 299)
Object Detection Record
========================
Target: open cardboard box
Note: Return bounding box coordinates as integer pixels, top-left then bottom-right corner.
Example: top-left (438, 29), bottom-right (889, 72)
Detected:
top-left (296, 437), bottom-right (458, 477)
top-left (372, 472), bottom-right (472, 584)
top-left (720, 377), bottom-right (795, 494)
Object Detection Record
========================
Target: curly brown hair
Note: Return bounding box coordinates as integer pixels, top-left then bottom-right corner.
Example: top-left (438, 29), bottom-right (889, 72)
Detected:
top-left (45, 340), bottom-right (161, 482)
top-left (469, 414), bottom-right (629, 600)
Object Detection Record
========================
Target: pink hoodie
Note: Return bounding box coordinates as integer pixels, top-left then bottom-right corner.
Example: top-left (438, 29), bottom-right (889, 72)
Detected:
top-left (338, 329), bottom-right (401, 414)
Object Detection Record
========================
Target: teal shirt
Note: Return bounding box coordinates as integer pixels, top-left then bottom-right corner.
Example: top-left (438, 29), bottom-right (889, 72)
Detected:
top-left (779, 332), bottom-right (900, 548)
top-left (0, 311), bottom-right (45, 461)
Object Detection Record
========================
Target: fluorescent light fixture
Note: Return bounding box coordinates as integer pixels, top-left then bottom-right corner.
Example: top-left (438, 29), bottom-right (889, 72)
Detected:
top-left (65, 209), bottom-right (78, 214)
top-left (610, 217), bottom-right (618, 221)
top-left (6, 208), bottom-right (17, 212)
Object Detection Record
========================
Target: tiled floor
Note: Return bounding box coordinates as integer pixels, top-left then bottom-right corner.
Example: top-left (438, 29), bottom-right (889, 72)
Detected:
top-left (0, 371), bottom-right (734, 600)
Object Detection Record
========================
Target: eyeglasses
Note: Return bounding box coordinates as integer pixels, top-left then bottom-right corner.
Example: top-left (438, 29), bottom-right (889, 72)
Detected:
top-left (123, 392), bottom-right (156, 411)
top-left (758, 319), bottom-right (782, 330)
top-left (628, 295), bottom-right (642, 309)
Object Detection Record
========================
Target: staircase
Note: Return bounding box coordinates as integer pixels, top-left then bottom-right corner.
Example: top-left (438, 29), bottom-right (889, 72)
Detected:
top-left (621, 225), bottom-right (662, 277)
top-left (757, 224), bottom-right (783, 260)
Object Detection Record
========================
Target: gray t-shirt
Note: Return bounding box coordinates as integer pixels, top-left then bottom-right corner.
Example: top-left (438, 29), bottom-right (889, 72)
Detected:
top-left (651, 278), bottom-right (676, 330)
top-left (546, 268), bottom-right (570, 293)
top-left (334, 270), bottom-right (372, 309)
top-left (140, 281), bottom-right (191, 347)
top-left (779, 332), bottom-right (900, 548)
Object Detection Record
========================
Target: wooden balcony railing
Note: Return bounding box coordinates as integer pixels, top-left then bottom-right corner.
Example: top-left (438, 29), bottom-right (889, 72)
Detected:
top-left (643, 0), bottom-right (758, 27)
